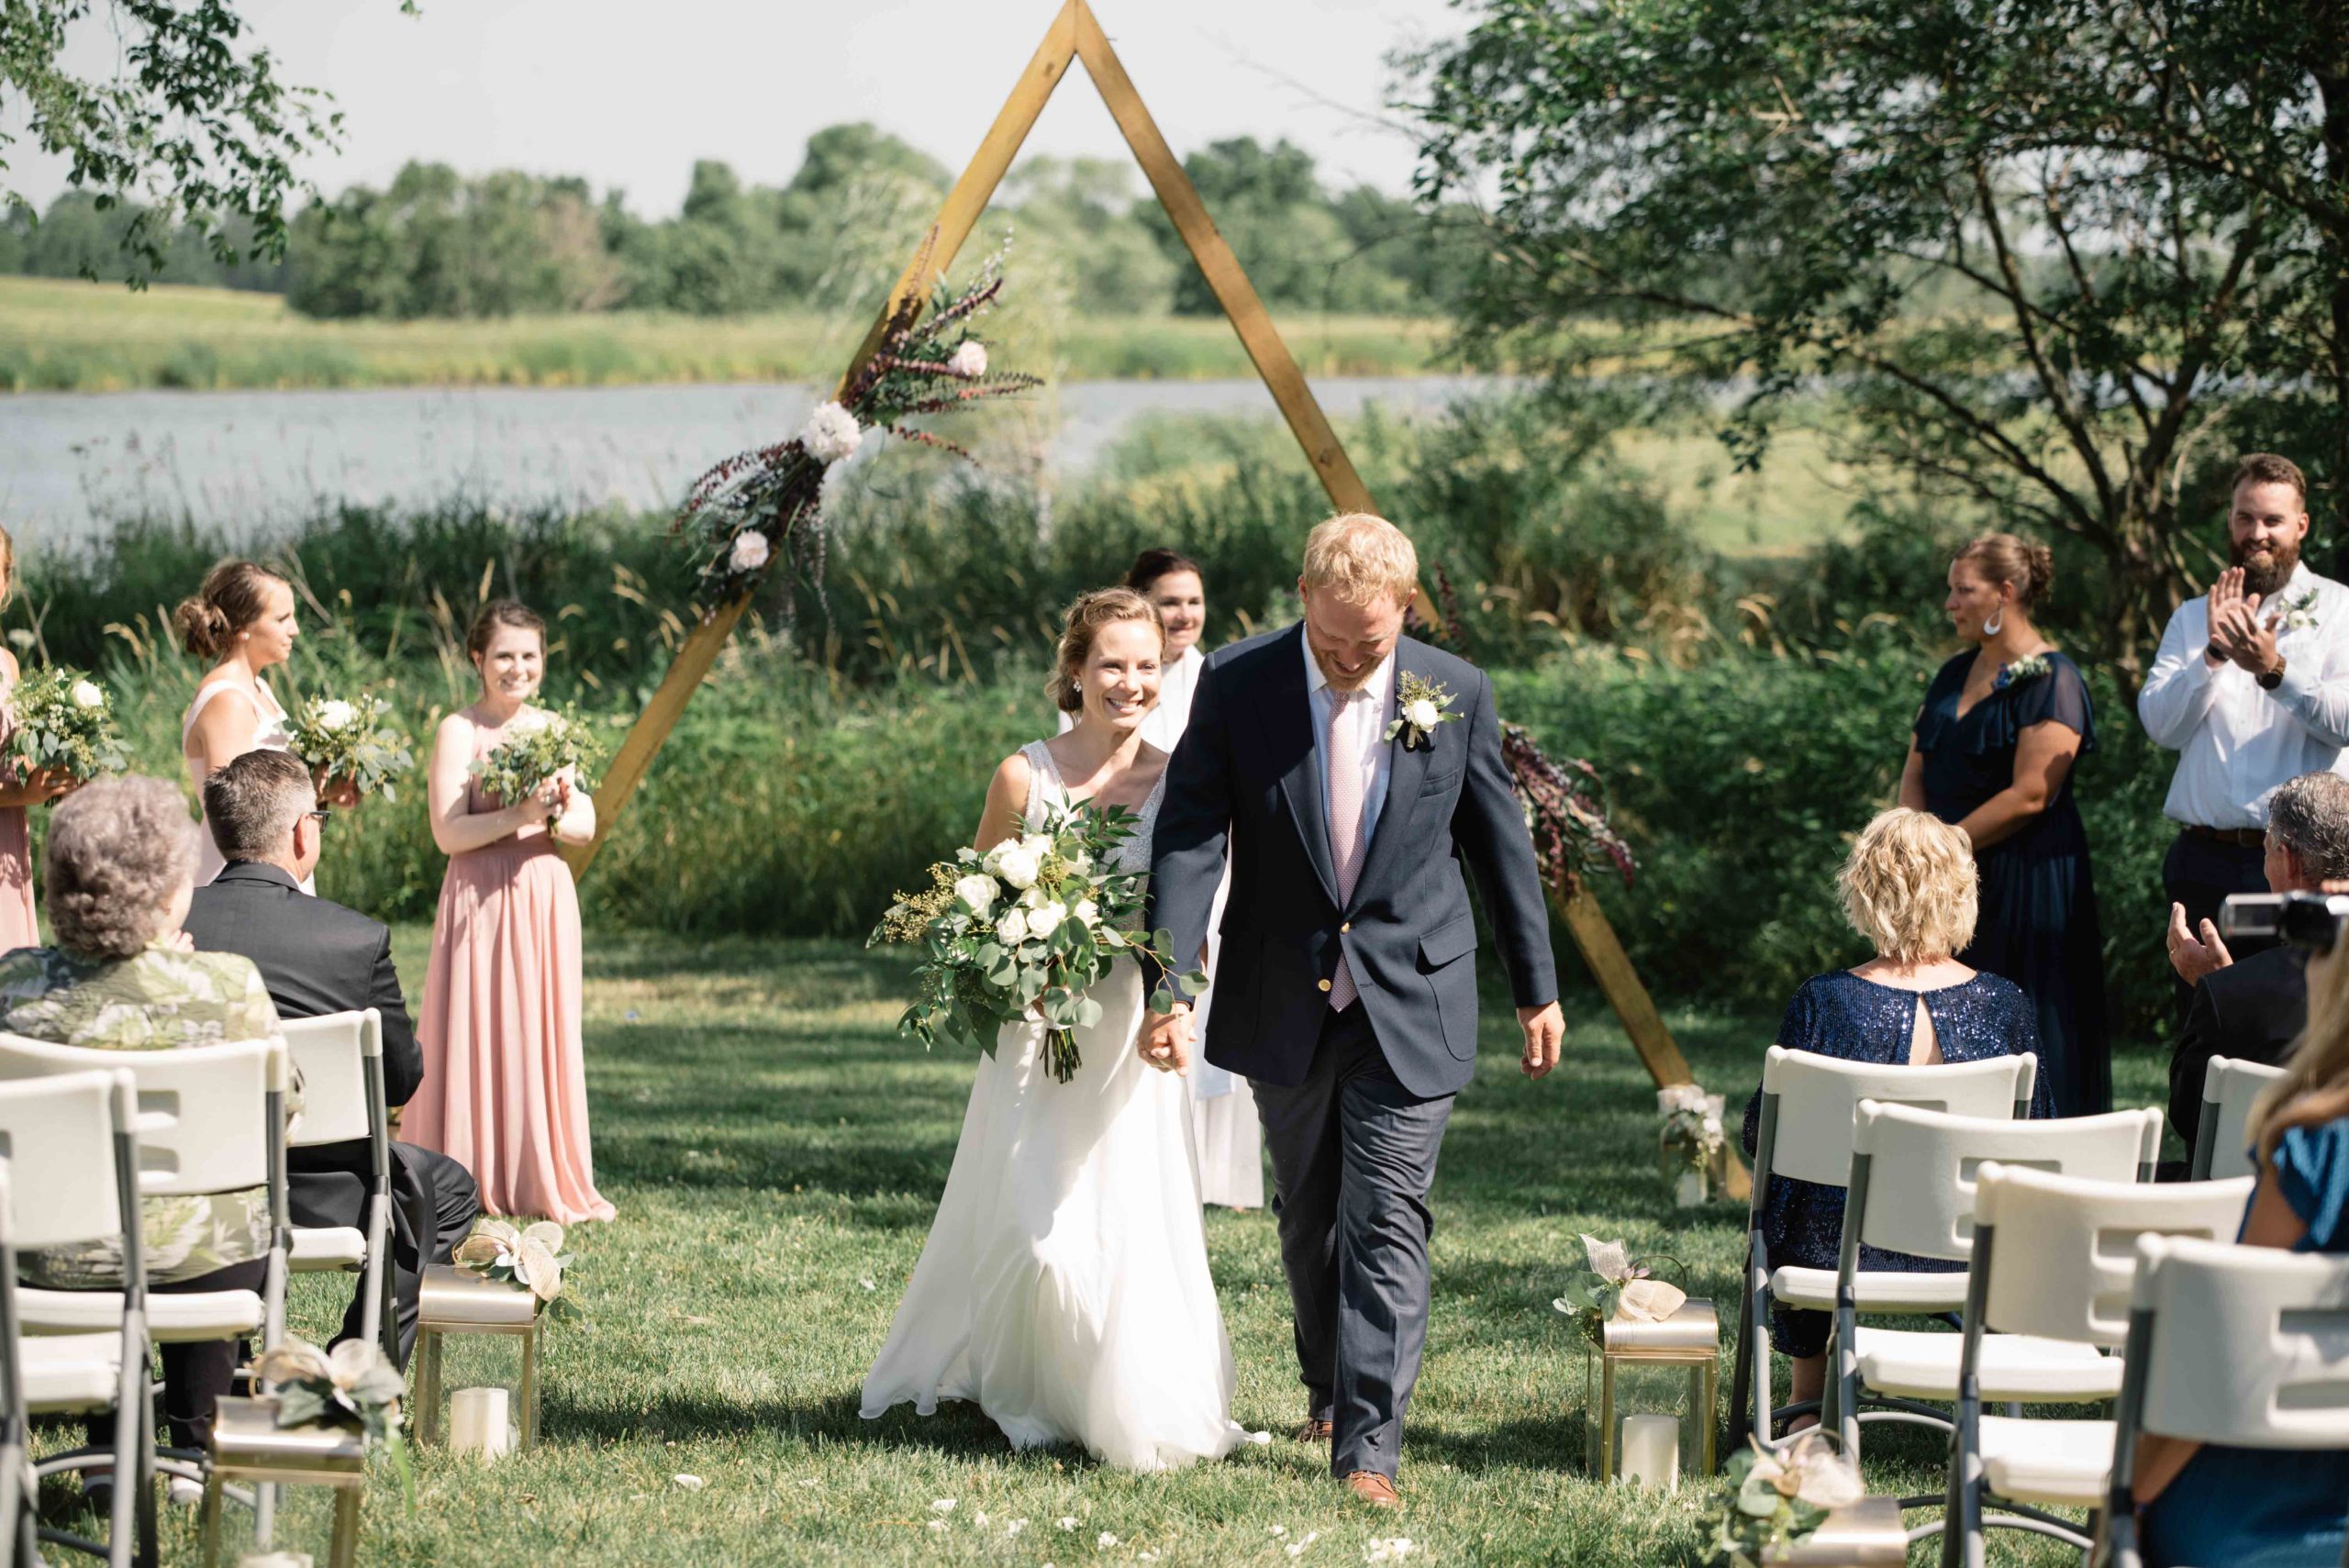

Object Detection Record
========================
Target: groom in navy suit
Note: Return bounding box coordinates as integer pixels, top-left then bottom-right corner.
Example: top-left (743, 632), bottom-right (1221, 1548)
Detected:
top-left (1143, 512), bottom-right (1563, 1507)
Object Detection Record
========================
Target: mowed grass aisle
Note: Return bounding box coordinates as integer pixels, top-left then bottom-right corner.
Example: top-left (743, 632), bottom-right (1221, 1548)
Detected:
top-left (91, 929), bottom-right (2161, 1564)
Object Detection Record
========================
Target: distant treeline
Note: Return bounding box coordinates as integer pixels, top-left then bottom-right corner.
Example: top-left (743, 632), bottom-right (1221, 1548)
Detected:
top-left (0, 123), bottom-right (1478, 321)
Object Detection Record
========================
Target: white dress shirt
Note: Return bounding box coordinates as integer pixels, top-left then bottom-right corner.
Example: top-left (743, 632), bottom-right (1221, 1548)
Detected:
top-left (2137, 562), bottom-right (2349, 828)
top-left (1304, 633), bottom-right (1397, 850)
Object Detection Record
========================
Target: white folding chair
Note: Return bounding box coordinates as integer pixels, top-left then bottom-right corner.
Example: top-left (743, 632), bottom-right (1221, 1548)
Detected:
top-left (1825, 1102), bottom-right (2161, 1465)
top-left (0, 1032), bottom-right (292, 1551)
top-left (2190, 1055), bottom-right (2289, 1180)
top-left (2097, 1234), bottom-right (2349, 1568)
top-left (1933, 1165), bottom-right (2255, 1565)
top-left (281, 1010), bottom-right (394, 1358)
top-left (0, 1071), bottom-right (149, 1568)
top-left (1729, 1045), bottom-right (2038, 1448)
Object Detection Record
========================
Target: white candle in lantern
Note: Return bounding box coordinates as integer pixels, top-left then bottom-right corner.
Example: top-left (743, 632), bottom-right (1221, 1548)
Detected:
top-left (1620, 1413), bottom-right (1679, 1490)
top-left (1675, 1169), bottom-right (1709, 1207)
top-left (449, 1385), bottom-right (513, 1458)
top-left (238, 1554), bottom-right (313, 1568)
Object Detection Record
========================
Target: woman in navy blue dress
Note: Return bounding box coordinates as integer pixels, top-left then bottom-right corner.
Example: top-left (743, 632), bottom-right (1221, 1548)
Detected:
top-left (1742, 807), bottom-right (2047, 1425)
top-left (2132, 941), bottom-right (2349, 1566)
top-left (1901, 532), bottom-right (2110, 1117)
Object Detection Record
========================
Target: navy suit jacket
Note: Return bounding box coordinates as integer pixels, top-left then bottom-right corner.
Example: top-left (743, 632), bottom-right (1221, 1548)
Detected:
top-left (1147, 625), bottom-right (1558, 1097)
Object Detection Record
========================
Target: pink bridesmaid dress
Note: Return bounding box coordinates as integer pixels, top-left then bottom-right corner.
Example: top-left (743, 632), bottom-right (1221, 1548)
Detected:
top-left (405, 720), bottom-right (613, 1223)
top-left (0, 669), bottom-right (39, 951)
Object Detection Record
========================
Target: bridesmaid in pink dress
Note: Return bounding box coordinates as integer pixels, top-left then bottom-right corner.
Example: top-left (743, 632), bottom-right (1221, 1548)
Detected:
top-left (405, 599), bottom-right (612, 1224)
top-left (0, 524), bottom-right (78, 949)
top-left (175, 559), bottom-right (350, 889)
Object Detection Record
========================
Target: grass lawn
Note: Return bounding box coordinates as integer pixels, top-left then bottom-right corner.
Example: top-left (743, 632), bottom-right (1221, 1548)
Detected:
top-left (0, 277), bottom-right (1453, 392)
top-left (41, 929), bottom-right (2165, 1564)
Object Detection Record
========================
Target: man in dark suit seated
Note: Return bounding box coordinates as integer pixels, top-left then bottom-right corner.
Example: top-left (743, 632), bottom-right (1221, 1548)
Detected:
top-left (2164, 770), bottom-right (2349, 1153)
top-left (184, 749), bottom-right (481, 1365)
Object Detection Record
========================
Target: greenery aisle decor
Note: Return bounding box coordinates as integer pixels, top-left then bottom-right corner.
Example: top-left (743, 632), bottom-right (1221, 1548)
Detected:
top-left (249, 1336), bottom-right (416, 1502)
top-left (1703, 1433), bottom-right (1866, 1567)
top-left (1553, 1235), bottom-right (1687, 1348)
top-left (672, 243), bottom-right (1043, 608)
top-left (454, 1218), bottom-right (584, 1324)
top-left (1658, 1084), bottom-right (1730, 1207)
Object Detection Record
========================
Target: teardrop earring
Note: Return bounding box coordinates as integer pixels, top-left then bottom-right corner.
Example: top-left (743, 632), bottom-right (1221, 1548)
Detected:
top-left (1983, 606), bottom-right (2004, 638)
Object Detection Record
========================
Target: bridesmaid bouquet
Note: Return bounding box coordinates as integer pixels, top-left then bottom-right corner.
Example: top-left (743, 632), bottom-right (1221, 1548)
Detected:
top-left (287, 694), bottom-right (414, 803)
top-left (870, 803), bottom-right (1206, 1084)
top-left (472, 707), bottom-right (607, 808)
top-left (6, 666), bottom-right (128, 782)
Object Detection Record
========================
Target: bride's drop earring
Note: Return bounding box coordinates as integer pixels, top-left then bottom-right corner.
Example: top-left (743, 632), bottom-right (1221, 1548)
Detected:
top-left (1984, 606), bottom-right (2004, 638)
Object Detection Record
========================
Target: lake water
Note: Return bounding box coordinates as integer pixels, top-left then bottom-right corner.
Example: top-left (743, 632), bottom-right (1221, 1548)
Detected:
top-left (0, 376), bottom-right (1501, 552)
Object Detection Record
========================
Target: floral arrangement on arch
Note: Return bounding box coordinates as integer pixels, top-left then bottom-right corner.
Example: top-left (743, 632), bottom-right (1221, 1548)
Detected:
top-left (674, 237), bottom-right (1042, 607)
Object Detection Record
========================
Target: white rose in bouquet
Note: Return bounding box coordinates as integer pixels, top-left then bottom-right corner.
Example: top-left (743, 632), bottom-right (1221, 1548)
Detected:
top-left (316, 698), bottom-right (357, 730)
top-left (798, 401), bottom-right (863, 464)
top-left (70, 680), bottom-right (105, 710)
top-left (996, 907), bottom-right (1030, 946)
top-left (729, 530), bottom-right (773, 573)
top-left (952, 873), bottom-right (996, 915)
top-left (994, 842), bottom-right (1041, 890)
top-left (1405, 698), bottom-right (1441, 732)
top-left (1027, 901), bottom-right (1067, 939)
top-left (1701, 1113), bottom-right (1724, 1141)
top-left (1072, 897), bottom-right (1098, 929)
top-left (947, 340), bottom-right (988, 378)
top-left (1019, 832), bottom-right (1053, 862)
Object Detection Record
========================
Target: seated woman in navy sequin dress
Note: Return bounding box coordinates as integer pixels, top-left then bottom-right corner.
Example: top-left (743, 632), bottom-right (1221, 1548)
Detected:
top-left (1742, 808), bottom-right (2046, 1426)
top-left (2132, 941), bottom-right (2349, 1568)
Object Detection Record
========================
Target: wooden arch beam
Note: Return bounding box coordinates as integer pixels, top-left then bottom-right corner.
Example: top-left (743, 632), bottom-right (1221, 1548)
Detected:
top-left (562, 0), bottom-right (1737, 1195)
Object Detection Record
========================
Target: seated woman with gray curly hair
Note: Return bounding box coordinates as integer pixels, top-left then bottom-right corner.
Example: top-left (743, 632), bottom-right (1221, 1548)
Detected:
top-left (0, 774), bottom-right (289, 1462)
top-left (1740, 806), bottom-right (2049, 1429)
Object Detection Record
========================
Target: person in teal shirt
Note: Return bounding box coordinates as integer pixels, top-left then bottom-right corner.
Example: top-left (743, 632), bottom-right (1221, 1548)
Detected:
top-left (2134, 941), bottom-right (2349, 1567)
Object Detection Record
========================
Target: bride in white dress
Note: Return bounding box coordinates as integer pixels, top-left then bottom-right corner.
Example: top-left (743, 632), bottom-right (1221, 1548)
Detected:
top-left (861, 588), bottom-right (1246, 1472)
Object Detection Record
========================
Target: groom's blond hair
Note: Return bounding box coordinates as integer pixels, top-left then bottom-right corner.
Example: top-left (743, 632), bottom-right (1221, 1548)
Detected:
top-left (1301, 513), bottom-right (1419, 606)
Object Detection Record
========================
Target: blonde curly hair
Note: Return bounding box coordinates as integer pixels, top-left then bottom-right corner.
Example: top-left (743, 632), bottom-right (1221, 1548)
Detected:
top-left (1837, 807), bottom-right (1977, 964)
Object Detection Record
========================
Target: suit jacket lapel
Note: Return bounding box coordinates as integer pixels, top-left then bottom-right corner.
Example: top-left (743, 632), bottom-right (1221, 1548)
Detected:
top-left (1350, 639), bottom-right (1434, 914)
top-left (1264, 626), bottom-right (1342, 910)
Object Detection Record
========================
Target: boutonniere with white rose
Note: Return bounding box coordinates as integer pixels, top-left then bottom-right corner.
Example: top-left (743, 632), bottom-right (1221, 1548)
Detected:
top-left (6, 665), bottom-right (128, 782)
top-left (288, 693), bottom-right (415, 803)
top-left (1386, 672), bottom-right (1462, 751)
top-left (2277, 588), bottom-right (2321, 633)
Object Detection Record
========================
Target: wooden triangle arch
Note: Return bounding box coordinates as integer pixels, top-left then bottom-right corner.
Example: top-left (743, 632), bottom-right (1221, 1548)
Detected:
top-left (562, 0), bottom-right (1743, 1196)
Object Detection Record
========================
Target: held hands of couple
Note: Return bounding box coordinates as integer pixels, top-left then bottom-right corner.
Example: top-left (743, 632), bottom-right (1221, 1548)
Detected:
top-left (1138, 1004), bottom-right (1192, 1074)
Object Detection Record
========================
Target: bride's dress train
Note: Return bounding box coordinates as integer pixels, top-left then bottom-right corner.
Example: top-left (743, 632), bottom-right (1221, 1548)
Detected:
top-left (859, 741), bottom-right (1246, 1472)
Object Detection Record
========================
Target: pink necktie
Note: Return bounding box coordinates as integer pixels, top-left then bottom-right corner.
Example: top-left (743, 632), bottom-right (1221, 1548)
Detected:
top-left (1326, 687), bottom-right (1366, 1010)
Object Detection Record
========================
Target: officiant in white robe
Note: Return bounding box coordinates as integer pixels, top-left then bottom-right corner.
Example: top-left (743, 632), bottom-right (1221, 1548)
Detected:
top-left (1064, 553), bottom-right (1263, 1209)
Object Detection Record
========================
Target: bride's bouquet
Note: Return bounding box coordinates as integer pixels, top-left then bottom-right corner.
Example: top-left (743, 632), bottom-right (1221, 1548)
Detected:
top-left (6, 666), bottom-right (128, 782)
top-left (286, 693), bottom-right (414, 803)
top-left (871, 802), bottom-right (1205, 1084)
top-left (472, 707), bottom-right (607, 808)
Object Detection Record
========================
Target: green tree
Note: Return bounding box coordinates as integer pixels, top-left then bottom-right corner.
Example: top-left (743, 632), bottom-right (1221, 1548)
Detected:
top-left (2, 0), bottom-right (407, 281)
top-left (1409, 0), bottom-right (2349, 676)
top-left (1143, 137), bottom-right (1417, 315)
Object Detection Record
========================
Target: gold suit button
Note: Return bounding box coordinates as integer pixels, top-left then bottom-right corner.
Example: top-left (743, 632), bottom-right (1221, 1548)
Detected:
top-left (1340, 922), bottom-right (1353, 932)
top-left (1318, 979), bottom-right (1333, 993)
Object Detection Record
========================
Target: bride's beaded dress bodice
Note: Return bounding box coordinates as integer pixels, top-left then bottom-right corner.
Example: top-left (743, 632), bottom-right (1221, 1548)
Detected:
top-left (1019, 740), bottom-right (1165, 874)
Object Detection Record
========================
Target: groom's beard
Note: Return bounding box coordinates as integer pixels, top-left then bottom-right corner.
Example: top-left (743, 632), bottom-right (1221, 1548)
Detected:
top-left (2235, 534), bottom-right (2302, 599)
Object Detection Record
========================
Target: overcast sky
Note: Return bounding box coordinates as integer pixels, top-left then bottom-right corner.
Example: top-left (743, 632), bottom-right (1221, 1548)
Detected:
top-left (6, 0), bottom-right (1457, 217)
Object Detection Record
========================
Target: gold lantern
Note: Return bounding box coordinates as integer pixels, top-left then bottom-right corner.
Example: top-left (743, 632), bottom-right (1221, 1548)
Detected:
top-left (1583, 1299), bottom-right (1720, 1488)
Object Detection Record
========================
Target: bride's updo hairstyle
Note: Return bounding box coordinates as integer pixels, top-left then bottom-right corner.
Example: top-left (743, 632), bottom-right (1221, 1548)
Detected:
top-left (1052, 587), bottom-right (1163, 715)
top-left (1954, 532), bottom-right (2055, 611)
top-left (173, 559), bottom-right (285, 662)
top-left (466, 598), bottom-right (547, 662)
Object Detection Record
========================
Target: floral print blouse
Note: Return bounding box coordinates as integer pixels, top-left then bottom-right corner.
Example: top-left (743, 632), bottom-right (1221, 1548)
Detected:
top-left (0, 943), bottom-right (286, 1288)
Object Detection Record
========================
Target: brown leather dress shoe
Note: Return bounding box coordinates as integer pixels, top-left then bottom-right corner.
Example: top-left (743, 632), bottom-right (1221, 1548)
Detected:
top-left (1291, 1418), bottom-right (1334, 1443)
top-left (1343, 1471), bottom-right (1401, 1509)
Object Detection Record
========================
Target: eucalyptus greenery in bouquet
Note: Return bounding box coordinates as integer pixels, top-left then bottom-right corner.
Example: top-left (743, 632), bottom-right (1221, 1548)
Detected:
top-left (249, 1336), bottom-right (414, 1502)
top-left (471, 707), bottom-right (606, 809)
top-left (6, 666), bottom-right (127, 782)
top-left (286, 693), bottom-right (414, 802)
top-left (1703, 1433), bottom-right (1865, 1566)
top-left (871, 800), bottom-right (1206, 1084)
top-left (454, 1218), bottom-right (584, 1324)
